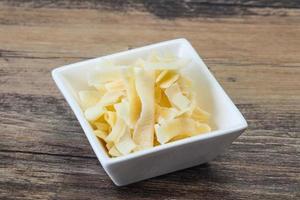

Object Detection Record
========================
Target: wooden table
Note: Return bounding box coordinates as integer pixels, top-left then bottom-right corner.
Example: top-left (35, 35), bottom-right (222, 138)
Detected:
top-left (1, 1), bottom-right (299, 199)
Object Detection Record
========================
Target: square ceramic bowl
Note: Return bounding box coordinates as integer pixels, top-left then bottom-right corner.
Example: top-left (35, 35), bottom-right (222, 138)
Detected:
top-left (52, 38), bottom-right (247, 186)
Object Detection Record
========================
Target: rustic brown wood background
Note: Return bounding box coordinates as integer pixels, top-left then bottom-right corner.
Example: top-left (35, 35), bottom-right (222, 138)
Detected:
top-left (1, 0), bottom-right (299, 199)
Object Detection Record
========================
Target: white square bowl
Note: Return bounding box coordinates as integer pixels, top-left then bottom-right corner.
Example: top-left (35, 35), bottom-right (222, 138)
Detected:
top-left (52, 38), bottom-right (247, 186)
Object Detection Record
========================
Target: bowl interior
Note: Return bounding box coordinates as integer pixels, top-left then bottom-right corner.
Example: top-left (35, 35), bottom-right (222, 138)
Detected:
top-left (58, 39), bottom-right (245, 136)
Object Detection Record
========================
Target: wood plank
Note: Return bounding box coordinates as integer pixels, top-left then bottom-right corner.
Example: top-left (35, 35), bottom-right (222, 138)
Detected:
top-left (1, 151), bottom-right (299, 200)
top-left (1, 91), bottom-right (299, 156)
top-left (0, 7), bottom-right (299, 97)
top-left (1, 0), bottom-right (300, 18)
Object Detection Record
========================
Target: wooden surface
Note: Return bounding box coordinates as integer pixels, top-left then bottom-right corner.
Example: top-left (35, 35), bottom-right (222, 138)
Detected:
top-left (0, 1), bottom-right (299, 199)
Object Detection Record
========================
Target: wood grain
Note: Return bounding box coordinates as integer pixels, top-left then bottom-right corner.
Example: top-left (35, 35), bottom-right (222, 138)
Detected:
top-left (0, 1), bottom-right (299, 199)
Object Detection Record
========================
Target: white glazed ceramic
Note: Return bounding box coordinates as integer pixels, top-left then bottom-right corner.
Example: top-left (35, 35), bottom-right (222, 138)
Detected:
top-left (52, 38), bottom-right (247, 186)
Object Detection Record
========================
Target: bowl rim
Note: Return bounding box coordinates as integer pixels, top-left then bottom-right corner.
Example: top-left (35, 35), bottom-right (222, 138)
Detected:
top-left (52, 38), bottom-right (248, 165)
